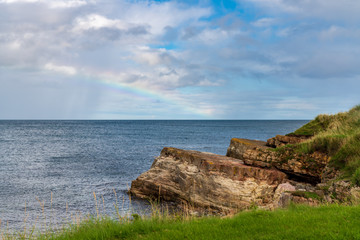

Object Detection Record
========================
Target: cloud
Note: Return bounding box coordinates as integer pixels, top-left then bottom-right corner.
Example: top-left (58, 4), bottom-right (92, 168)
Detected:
top-left (48, 0), bottom-right (88, 8)
top-left (1, 0), bottom-right (360, 119)
top-left (118, 1), bottom-right (212, 35)
top-left (274, 98), bottom-right (317, 111)
top-left (73, 14), bottom-right (128, 31)
top-left (0, 0), bottom-right (88, 8)
top-left (245, 0), bottom-right (360, 22)
top-left (251, 18), bottom-right (276, 28)
top-left (44, 63), bottom-right (77, 75)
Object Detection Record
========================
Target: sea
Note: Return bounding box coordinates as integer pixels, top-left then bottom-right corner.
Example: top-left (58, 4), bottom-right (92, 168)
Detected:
top-left (0, 120), bottom-right (308, 231)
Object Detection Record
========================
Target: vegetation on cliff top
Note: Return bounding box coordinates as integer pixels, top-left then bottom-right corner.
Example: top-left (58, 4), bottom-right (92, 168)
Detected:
top-left (289, 105), bottom-right (360, 137)
top-left (287, 105), bottom-right (360, 184)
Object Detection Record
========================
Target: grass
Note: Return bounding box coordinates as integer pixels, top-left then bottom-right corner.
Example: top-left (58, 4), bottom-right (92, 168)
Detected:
top-left (279, 105), bottom-right (360, 185)
top-left (0, 191), bottom-right (146, 240)
top-left (288, 114), bottom-right (335, 136)
top-left (291, 191), bottom-right (322, 201)
top-left (288, 105), bottom-right (360, 137)
top-left (4, 193), bottom-right (360, 239)
top-left (29, 204), bottom-right (360, 240)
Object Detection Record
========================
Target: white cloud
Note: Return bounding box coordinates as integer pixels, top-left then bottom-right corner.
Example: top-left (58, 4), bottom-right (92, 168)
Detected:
top-left (274, 99), bottom-right (317, 111)
top-left (48, 0), bottom-right (88, 8)
top-left (7, 40), bottom-right (22, 50)
top-left (73, 14), bottom-right (128, 32)
top-left (0, 0), bottom-right (88, 8)
top-left (276, 27), bottom-right (290, 37)
top-left (245, 0), bottom-right (360, 22)
top-left (44, 63), bottom-right (77, 75)
top-left (318, 25), bottom-right (360, 41)
top-left (120, 1), bottom-right (212, 35)
top-left (133, 51), bottom-right (163, 66)
top-left (1, 0), bottom-right (360, 119)
top-left (0, 0), bottom-right (38, 3)
top-left (192, 28), bottom-right (231, 45)
top-left (245, 0), bottom-right (299, 13)
top-left (252, 18), bottom-right (276, 27)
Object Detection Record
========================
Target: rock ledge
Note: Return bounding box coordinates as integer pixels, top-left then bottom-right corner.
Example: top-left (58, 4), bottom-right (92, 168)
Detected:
top-left (130, 147), bottom-right (287, 213)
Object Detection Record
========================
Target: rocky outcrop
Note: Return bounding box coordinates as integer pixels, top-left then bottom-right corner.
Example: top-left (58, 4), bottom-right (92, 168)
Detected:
top-left (226, 138), bottom-right (330, 183)
top-left (130, 134), bottom-right (355, 214)
top-left (266, 135), bottom-right (310, 148)
top-left (130, 147), bottom-right (287, 214)
top-left (225, 137), bottom-right (359, 206)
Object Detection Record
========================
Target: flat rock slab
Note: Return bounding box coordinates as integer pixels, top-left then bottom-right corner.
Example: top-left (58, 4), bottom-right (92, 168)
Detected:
top-left (226, 138), bottom-right (330, 182)
top-left (130, 147), bottom-right (287, 214)
top-left (226, 138), bottom-right (269, 161)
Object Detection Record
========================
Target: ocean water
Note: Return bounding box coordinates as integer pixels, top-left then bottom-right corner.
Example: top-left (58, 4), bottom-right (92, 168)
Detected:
top-left (0, 120), bottom-right (308, 230)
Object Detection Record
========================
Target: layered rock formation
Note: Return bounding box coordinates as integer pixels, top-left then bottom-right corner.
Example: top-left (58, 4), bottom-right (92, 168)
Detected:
top-left (226, 137), bottom-right (330, 183)
top-left (130, 147), bottom-right (287, 213)
top-left (266, 135), bottom-right (311, 148)
top-left (130, 134), bottom-right (360, 214)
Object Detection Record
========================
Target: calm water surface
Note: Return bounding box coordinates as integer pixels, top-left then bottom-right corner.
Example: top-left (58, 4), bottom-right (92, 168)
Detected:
top-left (0, 120), bottom-right (308, 230)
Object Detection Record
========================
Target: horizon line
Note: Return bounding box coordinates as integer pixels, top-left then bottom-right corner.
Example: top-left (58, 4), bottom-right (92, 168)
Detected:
top-left (0, 119), bottom-right (311, 121)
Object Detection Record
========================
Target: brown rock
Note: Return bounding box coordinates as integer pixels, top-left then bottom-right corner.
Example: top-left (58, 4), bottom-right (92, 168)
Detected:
top-left (292, 196), bottom-right (320, 206)
top-left (130, 147), bottom-right (287, 214)
top-left (266, 135), bottom-right (310, 148)
top-left (327, 181), bottom-right (352, 202)
top-left (226, 138), bottom-right (330, 183)
top-left (226, 138), bottom-right (268, 160)
top-left (273, 182), bottom-right (296, 208)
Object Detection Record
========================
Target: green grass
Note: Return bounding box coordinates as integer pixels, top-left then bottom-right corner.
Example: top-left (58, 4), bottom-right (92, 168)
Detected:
top-left (291, 191), bottom-right (322, 201)
top-left (288, 114), bottom-right (335, 136)
top-left (279, 105), bottom-right (360, 184)
top-left (31, 204), bottom-right (360, 240)
top-left (289, 105), bottom-right (360, 137)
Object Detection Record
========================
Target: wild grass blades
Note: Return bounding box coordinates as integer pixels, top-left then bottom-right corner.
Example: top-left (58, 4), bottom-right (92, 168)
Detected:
top-left (126, 183), bottom-right (132, 215)
top-left (50, 192), bottom-right (53, 231)
top-left (0, 189), bottom-right (129, 239)
top-left (0, 219), bottom-right (4, 240)
top-left (101, 195), bottom-right (106, 215)
top-left (35, 197), bottom-right (46, 232)
top-left (0, 189), bottom-right (293, 240)
top-left (18, 201), bottom-right (36, 240)
top-left (74, 211), bottom-right (82, 230)
top-left (93, 192), bottom-right (99, 219)
top-left (112, 189), bottom-right (127, 223)
top-left (22, 201), bottom-right (27, 239)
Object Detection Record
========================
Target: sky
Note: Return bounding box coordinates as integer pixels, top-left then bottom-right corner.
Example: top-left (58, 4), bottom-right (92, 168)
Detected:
top-left (1, 0), bottom-right (360, 119)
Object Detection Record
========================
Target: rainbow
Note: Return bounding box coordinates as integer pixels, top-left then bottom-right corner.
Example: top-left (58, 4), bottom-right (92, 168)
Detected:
top-left (42, 63), bottom-right (214, 118)
top-left (86, 75), bottom-right (213, 118)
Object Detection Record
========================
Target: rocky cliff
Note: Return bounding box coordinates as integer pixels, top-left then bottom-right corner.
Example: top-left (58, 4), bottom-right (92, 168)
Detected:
top-left (130, 145), bottom-right (339, 212)
top-left (130, 147), bottom-right (287, 213)
top-left (130, 106), bottom-right (360, 214)
top-left (130, 138), bottom-right (360, 214)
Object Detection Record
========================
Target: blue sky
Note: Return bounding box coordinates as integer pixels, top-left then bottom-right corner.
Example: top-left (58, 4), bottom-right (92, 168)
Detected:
top-left (1, 0), bottom-right (359, 119)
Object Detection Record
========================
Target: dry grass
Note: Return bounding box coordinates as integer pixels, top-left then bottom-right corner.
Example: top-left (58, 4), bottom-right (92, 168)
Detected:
top-left (0, 188), bottom-right (199, 240)
top-left (0, 190), bottom-right (129, 240)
